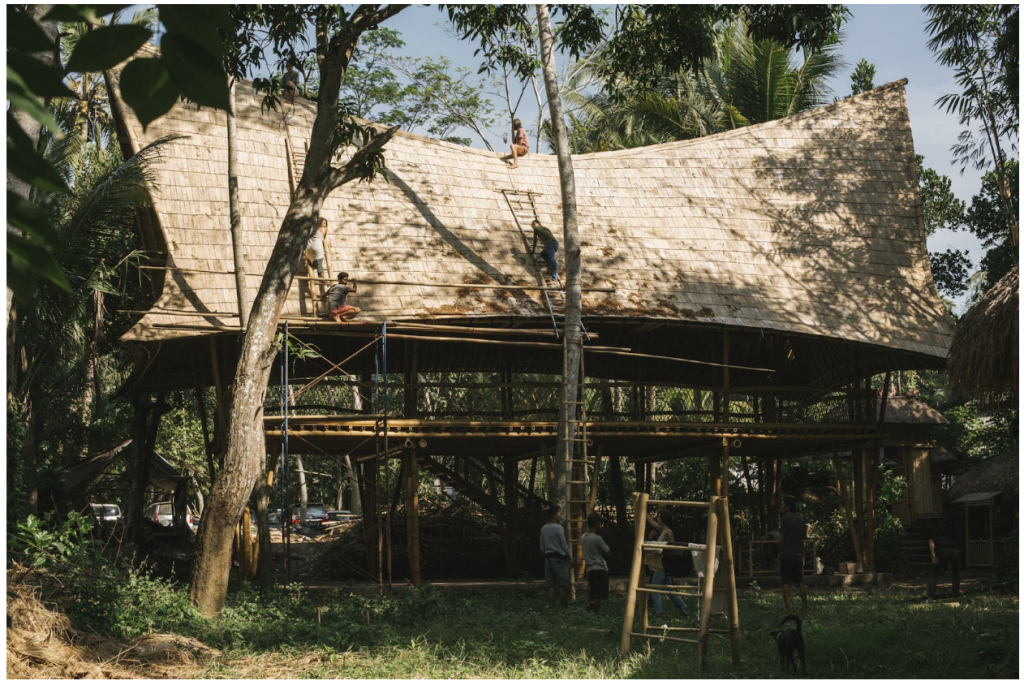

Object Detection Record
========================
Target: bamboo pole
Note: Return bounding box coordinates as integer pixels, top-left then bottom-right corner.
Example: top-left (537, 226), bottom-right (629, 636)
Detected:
top-left (697, 495), bottom-right (720, 672)
top-left (620, 491), bottom-right (649, 656)
top-left (404, 447), bottom-right (421, 586)
top-left (717, 497), bottom-right (742, 666)
top-left (833, 451), bottom-right (865, 568)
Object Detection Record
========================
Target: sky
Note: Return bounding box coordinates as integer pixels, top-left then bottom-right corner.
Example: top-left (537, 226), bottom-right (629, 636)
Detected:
top-left (372, 4), bottom-right (1009, 314)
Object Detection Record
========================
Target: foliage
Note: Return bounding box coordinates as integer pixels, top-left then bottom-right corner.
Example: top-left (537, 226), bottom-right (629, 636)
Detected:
top-left (962, 160), bottom-right (1019, 294)
top-left (925, 4), bottom-right (1018, 172)
top-left (37, 575), bottom-right (1022, 678)
top-left (8, 5), bottom-right (231, 298)
top-left (849, 58), bottom-right (875, 95)
top-left (8, 511), bottom-right (94, 569)
top-left (934, 404), bottom-right (1018, 469)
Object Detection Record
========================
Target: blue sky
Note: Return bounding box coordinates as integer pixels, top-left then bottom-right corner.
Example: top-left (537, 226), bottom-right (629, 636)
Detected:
top-left (375, 4), bottom-right (1010, 313)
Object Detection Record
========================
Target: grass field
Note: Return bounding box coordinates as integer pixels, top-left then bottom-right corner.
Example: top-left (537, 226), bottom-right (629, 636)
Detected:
top-left (97, 579), bottom-right (1016, 679)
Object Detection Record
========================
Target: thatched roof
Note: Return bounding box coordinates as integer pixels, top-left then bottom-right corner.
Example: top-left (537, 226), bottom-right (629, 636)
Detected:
top-left (107, 70), bottom-right (952, 366)
top-left (877, 396), bottom-right (948, 425)
top-left (947, 263), bottom-right (1019, 406)
top-left (946, 447), bottom-right (1019, 504)
top-left (60, 440), bottom-right (184, 492)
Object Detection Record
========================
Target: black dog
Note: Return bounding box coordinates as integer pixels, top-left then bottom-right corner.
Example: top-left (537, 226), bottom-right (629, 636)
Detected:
top-left (769, 614), bottom-right (806, 675)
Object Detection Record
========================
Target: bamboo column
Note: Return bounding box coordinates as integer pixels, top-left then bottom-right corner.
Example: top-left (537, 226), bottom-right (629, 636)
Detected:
top-left (833, 451), bottom-right (865, 568)
top-left (697, 495), bottom-right (720, 671)
top-left (717, 497), bottom-right (741, 666)
top-left (504, 456), bottom-right (519, 574)
top-left (403, 447), bottom-right (421, 585)
top-left (619, 492), bottom-right (650, 656)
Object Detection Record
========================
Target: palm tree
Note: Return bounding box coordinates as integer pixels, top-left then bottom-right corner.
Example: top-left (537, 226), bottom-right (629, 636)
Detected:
top-left (558, 17), bottom-right (844, 151)
top-left (10, 126), bottom-right (174, 516)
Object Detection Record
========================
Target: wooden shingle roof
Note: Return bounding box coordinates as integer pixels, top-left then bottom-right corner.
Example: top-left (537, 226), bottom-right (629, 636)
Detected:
top-left (111, 74), bottom-right (952, 363)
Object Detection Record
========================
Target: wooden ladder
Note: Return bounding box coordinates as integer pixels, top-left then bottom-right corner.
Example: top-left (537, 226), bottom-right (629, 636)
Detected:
top-left (620, 492), bottom-right (742, 671)
top-left (499, 189), bottom-right (588, 341)
top-left (564, 342), bottom-right (594, 583)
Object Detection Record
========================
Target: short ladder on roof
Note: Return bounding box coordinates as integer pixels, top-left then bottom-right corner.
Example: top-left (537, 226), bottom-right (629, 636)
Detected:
top-left (619, 492), bottom-right (742, 671)
top-left (284, 130), bottom-right (328, 317)
top-left (499, 189), bottom-right (589, 341)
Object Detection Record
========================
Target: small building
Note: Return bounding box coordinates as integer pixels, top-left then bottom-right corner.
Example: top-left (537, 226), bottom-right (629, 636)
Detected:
top-left (945, 448), bottom-right (1019, 568)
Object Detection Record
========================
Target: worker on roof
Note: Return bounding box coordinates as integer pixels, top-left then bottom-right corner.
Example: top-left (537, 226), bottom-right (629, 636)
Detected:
top-left (321, 272), bottom-right (361, 323)
top-left (531, 219), bottom-right (559, 286)
top-left (283, 63), bottom-right (299, 105)
top-left (305, 218), bottom-right (328, 279)
top-left (507, 118), bottom-right (528, 169)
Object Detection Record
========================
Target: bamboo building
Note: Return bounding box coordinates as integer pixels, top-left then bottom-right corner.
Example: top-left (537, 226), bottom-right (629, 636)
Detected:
top-left (106, 64), bottom-right (954, 582)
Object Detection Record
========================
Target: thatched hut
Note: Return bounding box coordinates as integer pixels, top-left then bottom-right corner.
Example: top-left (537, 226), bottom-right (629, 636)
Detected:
top-left (947, 264), bottom-right (1019, 406)
top-left (946, 448), bottom-right (1019, 568)
top-left (103, 61), bottom-right (955, 578)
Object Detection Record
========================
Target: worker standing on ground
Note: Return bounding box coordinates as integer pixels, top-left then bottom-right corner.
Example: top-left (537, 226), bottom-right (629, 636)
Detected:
top-left (581, 512), bottom-right (611, 614)
top-left (530, 219), bottom-right (559, 286)
top-left (508, 118), bottom-right (528, 168)
top-left (779, 497), bottom-right (807, 612)
top-left (927, 527), bottom-right (962, 602)
top-left (321, 272), bottom-right (361, 323)
top-left (540, 504), bottom-right (573, 609)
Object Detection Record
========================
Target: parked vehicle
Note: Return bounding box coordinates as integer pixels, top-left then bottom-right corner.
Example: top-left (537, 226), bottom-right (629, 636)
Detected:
top-left (144, 502), bottom-right (174, 527)
top-left (326, 510), bottom-right (353, 522)
top-left (144, 502), bottom-right (198, 530)
top-left (89, 503), bottom-right (122, 524)
top-left (287, 503), bottom-right (329, 530)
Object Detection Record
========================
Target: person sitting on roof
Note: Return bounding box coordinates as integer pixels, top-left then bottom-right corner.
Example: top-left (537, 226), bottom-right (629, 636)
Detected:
top-left (531, 219), bottom-right (559, 286)
top-left (508, 118), bottom-right (528, 169)
top-left (283, 63), bottom-right (300, 105)
top-left (321, 272), bottom-right (361, 323)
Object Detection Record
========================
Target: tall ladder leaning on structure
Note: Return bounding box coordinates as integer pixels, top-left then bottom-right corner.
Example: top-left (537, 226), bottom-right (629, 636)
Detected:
top-left (620, 492), bottom-right (742, 671)
top-left (285, 131), bottom-right (331, 317)
top-left (499, 188), bottom-right (595, 583)
top-left (498, 189), bottom-right (589, 341)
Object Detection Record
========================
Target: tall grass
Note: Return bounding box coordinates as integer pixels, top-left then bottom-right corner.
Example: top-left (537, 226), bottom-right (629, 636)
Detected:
top-left (61, 576), bottom-right (1018, 679)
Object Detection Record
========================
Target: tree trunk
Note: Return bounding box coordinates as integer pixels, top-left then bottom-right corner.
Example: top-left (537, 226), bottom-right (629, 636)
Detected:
top-left (188, 5), bottom-right (406, 615)
top-left (254, 450), bottom-right (275, 588)
top-left (227, 79), bottom-right (249, 329)
top-left (536, 3), bottom-right (582, 514)
top-left (7, 5), bottom-right (59, 324)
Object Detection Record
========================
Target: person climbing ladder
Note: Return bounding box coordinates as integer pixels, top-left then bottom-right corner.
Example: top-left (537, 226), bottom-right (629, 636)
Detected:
top-left (531, 219), bottom-right (559, 286)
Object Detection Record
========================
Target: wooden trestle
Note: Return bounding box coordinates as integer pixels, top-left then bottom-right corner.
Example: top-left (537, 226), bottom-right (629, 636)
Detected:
top-left (620, 492), bottom-right (741, 670)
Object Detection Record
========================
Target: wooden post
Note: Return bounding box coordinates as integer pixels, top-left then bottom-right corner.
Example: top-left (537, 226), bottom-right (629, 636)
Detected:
top-left (698, 495), bottom-right (720, 671)
top-left (722, 330), bottom-right (730, 422)
top-left (588, 445), bottom-right (602, 515)
top-left (363, 459), bottom-right (380, 580)
top-left (504, 456), bottom-right (519, 574)
top-left (721, 437), bottom-right (730, 498)
top-left (403, 447), bottom-right (421, 586)
top-left (239, 506), bottom-right (253, 581)
top-left (866, 447), bottom-right (878, 571)
top-left (717, 497), bottom-right (741, 666)
top-left (853, 449), bottom-right (866, 567)
top-left (609, 455), bottom-right (629, 528)
top-left (620, 491), bottom-right (649, 656)
top-left (833, 451), bottom-right (865, 568)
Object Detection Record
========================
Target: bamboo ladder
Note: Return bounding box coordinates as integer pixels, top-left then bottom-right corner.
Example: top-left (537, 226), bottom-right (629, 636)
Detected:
top-left (499, 188), bottom-right (595, 582)
top-left (498, 189), bottom-right (589, 341)
top-left (284, 124), bottom-right (331, 317)
top-left (620, 492), bottom-right (742, 671)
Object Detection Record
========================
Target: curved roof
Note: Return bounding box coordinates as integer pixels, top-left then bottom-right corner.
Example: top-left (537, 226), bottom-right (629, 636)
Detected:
top-left (111, 73), bottom-right (951, 361)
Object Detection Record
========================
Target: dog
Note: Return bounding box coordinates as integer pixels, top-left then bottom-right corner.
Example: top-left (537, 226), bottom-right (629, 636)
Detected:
top-left (769, 614), bottom-right (806, 675)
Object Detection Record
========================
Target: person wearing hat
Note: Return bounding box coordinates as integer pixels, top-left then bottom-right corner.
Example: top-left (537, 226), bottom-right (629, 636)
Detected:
top-left (581, 512), bottom-right (612, 613)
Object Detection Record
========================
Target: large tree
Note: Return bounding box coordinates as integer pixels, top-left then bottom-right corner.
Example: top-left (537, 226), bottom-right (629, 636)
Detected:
top-left (188, 4), bottom-right (408, 616)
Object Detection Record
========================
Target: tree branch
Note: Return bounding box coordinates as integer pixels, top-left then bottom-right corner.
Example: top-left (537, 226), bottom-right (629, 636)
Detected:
top-left (329, 124), bottom-right (401, 190)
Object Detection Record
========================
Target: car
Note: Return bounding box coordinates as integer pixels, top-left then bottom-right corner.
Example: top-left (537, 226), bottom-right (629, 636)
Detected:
top-left (326, 510), bottom-right (353, 522)
top-left (287, 503), bottom-right (329, 530)
top-left (144, 502), bottom-right (199, 530)
top-left (144, 502), bottom-right (175, 527)
top-left (89, 503), bottom-right (122, 524)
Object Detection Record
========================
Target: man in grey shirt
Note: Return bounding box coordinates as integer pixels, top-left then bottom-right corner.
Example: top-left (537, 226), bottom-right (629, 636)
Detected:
top-left (779, 497), bottom-right (807, 611)
top-left (540, 504), bottom-right (573, 608)
top-left (321, 272), bottom-right (361, 323)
